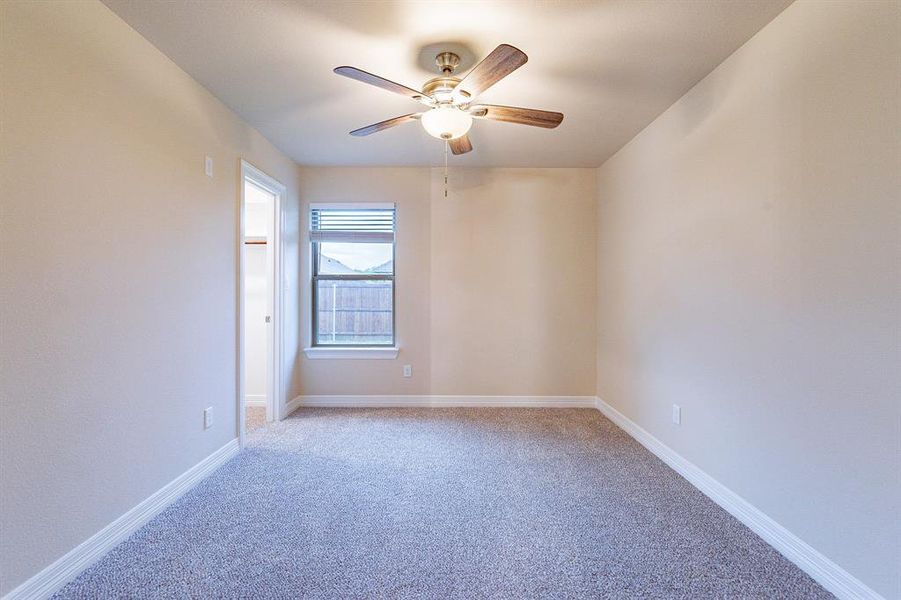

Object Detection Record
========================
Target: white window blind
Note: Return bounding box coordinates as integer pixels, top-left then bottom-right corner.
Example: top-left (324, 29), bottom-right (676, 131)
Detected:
top-left (310, 206), bottom-right (395, 243)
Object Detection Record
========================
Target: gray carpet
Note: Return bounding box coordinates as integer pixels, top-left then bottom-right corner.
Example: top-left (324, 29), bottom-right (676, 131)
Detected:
top-left (55, 408), bottom-right (831, 599)
top-left (246, 405), bottom-right (267, 432)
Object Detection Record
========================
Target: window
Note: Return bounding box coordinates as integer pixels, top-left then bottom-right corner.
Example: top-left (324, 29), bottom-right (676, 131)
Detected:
top-left (311, 205), bottom-right (395, 347)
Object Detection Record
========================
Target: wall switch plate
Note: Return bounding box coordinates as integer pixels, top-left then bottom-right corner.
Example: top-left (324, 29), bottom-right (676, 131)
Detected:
top-left (672, 404), bottom-right (681, 425)
top-left (204, 156), bottom-right (213, 177)
top-left (203, 407), bottom-right (213, 429)
top-left (403, 365), bottom-right (412, 378)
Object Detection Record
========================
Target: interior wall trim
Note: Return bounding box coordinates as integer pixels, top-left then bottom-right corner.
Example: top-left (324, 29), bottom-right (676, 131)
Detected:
top-left (244, 395), bottom-right (267, 408)
top-left (288, 395), bottom-right (598, 410)
top-left (2, 439), bottom-right (241, 600)
top-left (593, 396), bottom-right (884, 600)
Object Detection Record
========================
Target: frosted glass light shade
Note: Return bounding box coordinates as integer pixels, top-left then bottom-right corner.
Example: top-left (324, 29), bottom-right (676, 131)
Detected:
top-left (421, 106), bottom-right (472, 140)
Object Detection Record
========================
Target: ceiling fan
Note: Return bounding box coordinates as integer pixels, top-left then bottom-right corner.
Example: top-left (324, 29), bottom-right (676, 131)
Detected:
top-left (334, 44), bottom-right (564, 155)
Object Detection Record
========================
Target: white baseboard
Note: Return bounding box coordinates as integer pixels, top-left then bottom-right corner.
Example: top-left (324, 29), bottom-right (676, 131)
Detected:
top-left (593, 397), bottom-right (883, 600)
top-left (284, 395), bottom-right (304, 417)
top-left (3, 439), bottom-right (240, 600)
top-left (290, 395), bottom-right (598, 408)
top-left (8, 399), bottom-right (879, 600)
top-left (244, 395), bottom-right (266, 408)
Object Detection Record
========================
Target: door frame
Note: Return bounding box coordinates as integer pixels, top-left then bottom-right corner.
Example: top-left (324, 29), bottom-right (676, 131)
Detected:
top-left (238, 159), bottom-right (286, 448)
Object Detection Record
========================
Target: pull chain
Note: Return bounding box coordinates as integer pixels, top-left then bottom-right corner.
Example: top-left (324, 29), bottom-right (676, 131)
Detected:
top-left (444, 139), bottom-right (449, 198)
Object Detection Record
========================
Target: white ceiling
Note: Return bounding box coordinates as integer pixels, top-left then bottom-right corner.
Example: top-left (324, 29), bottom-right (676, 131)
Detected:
top-left (102, 0), bottom-right (791, 167)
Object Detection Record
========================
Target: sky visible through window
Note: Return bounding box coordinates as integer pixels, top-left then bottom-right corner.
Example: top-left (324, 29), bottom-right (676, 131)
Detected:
top-left (320, 242), bottom-right (392, 272)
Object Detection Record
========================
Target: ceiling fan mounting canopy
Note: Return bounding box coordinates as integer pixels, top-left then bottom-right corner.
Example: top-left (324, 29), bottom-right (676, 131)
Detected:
top-left (334, 44), bottom-right (564, 154)
top-left (435, 51), bottom-right (461, 75)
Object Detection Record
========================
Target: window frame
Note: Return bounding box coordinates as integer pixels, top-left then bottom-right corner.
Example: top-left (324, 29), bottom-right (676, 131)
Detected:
top-left (310, 207), bottom-right (396, 348)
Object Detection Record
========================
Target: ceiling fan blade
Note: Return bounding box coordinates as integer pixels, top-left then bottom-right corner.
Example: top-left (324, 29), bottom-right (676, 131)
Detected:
top-left (448, 134), bottom-right (473, 155)
top-left (452, 44), bottom-right (528, 104)
top-left (349, 113), bottom-right (422, 137)
top-left (468, 104), bottom-right (564, 129)
top-left (334, 66), bottom-right (431, 105)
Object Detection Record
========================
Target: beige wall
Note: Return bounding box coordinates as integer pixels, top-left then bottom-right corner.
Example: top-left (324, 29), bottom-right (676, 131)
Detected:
top-left (0, 0), bottom-right (301, 593)
top-left (297, 168), bottom-right (434, 395)
top-left (430, 168), bottom-right (596, 395)
top-left (595, 1), bottom-right (900, 597)
top-left (297, 167), bottom-right (597, 397)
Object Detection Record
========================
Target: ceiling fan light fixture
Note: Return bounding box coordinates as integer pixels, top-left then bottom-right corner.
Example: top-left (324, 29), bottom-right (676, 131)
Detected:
top-left (421, 106), bottom-right (472, 140)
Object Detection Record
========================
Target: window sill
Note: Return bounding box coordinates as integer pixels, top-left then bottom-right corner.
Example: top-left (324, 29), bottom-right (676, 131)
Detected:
top-left (303, 347), bottom-right (399, 360)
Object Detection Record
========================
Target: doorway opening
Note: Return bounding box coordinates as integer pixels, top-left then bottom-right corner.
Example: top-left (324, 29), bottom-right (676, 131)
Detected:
top-left (239, 161), bottom-right (285, 446)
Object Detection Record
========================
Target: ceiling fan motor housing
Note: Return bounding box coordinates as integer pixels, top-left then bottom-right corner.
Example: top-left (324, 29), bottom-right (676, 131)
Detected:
top-left (422, 76), bottom-right (463, 101)
top-left (423, 52), bottom-right (470, 103)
